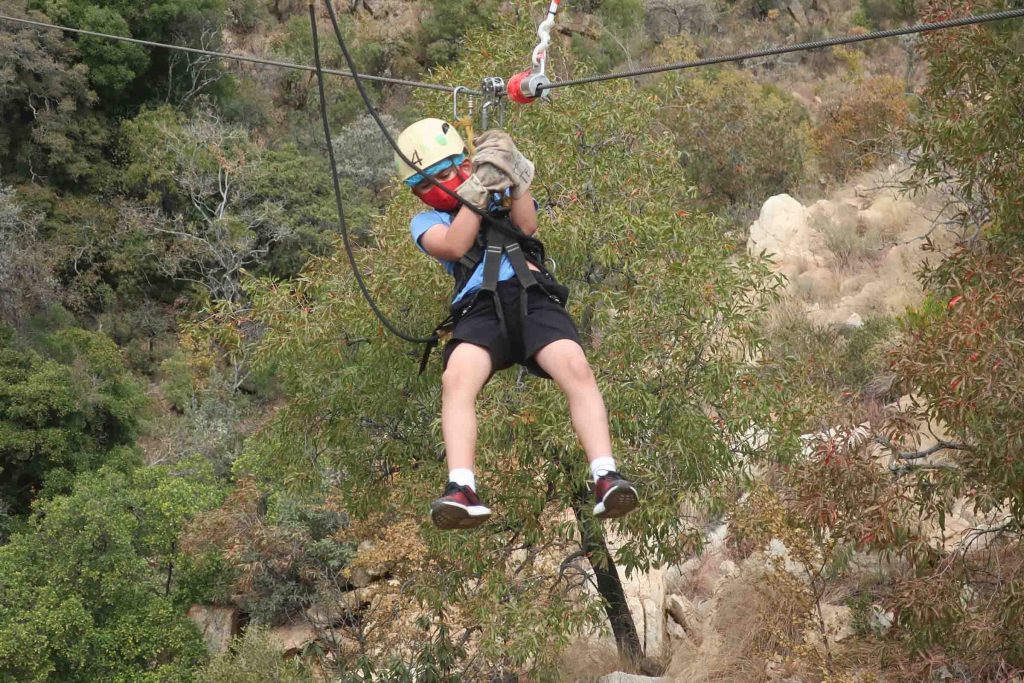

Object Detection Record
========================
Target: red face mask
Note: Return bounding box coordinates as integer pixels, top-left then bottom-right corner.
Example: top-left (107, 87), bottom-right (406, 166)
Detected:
top-left (415, 167), bottom-right (468, 212)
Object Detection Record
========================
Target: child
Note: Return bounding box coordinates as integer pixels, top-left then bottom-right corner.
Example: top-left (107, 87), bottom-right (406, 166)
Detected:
top-left (395, 118), bottom-right (638, 530)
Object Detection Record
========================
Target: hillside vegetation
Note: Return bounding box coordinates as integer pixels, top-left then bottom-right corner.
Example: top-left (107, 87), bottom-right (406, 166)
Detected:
top-left (1, 0), bottom-right (1022, 680)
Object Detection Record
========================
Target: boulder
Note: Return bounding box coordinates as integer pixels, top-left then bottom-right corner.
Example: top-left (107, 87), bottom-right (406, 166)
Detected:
top-left (666, 594), bottom-right (702, 645)
top-left (598, 674), bottom-right (668, 683)
top-left (748, 194), bottom-right (828, 281)
top-left (187, 605), bottom-right (240, 653)
top-left (787, 0), bottom-right (810, 25)
top-left (803, 604), bottom-right (854, 647)
top-left (267, 622), bottom-right (317, 657)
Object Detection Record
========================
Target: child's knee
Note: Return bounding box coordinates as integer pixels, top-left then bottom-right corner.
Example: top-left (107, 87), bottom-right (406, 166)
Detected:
top-left (442, 365), bottom-right (479, 396)
top-left (565, 353), bottom-right (595, 385)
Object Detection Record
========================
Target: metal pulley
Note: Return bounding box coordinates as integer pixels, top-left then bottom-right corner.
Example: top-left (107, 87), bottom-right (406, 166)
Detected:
top-left (508, 0), bottom-right (560, 103)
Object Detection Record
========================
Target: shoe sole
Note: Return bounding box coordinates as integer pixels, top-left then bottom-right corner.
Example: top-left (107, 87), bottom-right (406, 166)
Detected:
top-left (430, 502), bottom-right (492, 530)
top-left (594, 485), bottom-right (639, 519)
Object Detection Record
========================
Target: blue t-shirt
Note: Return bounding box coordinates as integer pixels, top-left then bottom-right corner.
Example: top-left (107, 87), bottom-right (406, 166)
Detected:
top-left (410, 203), bottom-right (520, 305)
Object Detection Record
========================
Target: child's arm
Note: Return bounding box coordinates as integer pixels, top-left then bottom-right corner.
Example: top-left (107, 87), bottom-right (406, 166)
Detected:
top-left (509, 191), bottom-right (538, 236)
top-left (418, 206), bottom-right (483, 261)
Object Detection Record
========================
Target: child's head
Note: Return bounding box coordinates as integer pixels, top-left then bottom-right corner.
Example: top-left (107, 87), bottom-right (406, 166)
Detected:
top-left (396, 118), bottom-right (471, 212)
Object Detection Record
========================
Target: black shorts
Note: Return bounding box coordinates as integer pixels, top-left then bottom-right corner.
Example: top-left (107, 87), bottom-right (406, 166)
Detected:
top-left (441, 273), bottom-right (581, 379)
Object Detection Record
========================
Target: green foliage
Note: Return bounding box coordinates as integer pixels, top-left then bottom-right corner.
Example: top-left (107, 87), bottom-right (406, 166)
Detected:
top-left (568, 0), bottom-right (649, 76)
top-left (0, 327), bottom-right (146, 517)
top-left (225, 0), bottom-right (267, 33)
top-left (904, 0), bottom-right (1024, 243)
top-left (33, 0), bottom-right (226, 108)
top-left (759, 307), bottom-right (896, 422)
top-left (657, 66), bottom-right (811, 216)
top-left (332, 113), bottom-right (402, 192)
top-left (196, 627), bottom-right (316, 683)
top-left (857, 0), bottom-right (916, 29)
top-left (420, 0), bottom-right (501, 67)
top-left (0, 4), bottom-right (110, 186)
top-left (0, 459), bottom-right (226, 682)
top-left (226, 8), bottom-right (794, 675)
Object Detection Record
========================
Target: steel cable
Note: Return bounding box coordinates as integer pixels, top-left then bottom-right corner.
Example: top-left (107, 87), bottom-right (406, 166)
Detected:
top-left (540, 7), bottom-right (1024, 92)
top-left (0, 11), bottom-right (480, 95)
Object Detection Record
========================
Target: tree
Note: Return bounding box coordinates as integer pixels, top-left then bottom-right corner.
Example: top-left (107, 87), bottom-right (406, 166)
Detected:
top-left (0, 327), bottom-right (146, 519)
top-left (121, 106), bottom-right (289, 306)
top-left (31, 0), bottom-right (226, 109)
top-left (0, 3), bottom-right (109, 185)
top-left (0, 459), bottom-right (225, 682)
top-left (654, 49), bottom-right (811, 217)
top-left (219, 9), bottom-right (790, 677)
top-left (0, 186), bottom-right (56, 325)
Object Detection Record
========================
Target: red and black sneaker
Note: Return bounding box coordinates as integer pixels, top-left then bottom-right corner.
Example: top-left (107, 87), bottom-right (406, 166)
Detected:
top-left (593, 471), bottom-right (639, 519)
top-left (430, 482), bottom-right (492, 530)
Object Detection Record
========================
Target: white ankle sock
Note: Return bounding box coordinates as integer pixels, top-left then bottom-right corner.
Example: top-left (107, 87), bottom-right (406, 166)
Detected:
top-left (448, 468), bottom-right (476, 490)
top-left (590, 456), bottom-right (616, 480)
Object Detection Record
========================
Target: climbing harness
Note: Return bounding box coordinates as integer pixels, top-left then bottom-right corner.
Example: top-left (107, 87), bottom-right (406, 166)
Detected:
top-left (310, 0), bottom-right (552, 361)
top-left (6, 1), bottom-right (1024, 364)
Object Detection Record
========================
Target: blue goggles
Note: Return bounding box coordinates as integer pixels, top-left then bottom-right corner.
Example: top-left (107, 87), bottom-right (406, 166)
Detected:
top-left (404, 154), bottom-right (466, 187)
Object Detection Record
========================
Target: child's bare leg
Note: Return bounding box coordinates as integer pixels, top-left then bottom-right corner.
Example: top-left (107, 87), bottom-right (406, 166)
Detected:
top-left (533, 339), bottom-right (613, 462)
top-left (441, 343), bottom-right (492, 473)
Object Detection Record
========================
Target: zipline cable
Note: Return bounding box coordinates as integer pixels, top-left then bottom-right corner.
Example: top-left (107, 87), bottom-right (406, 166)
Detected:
top-left (309, 4), bottom-right (438, 345)
top-left (540, 7), bottom-right (1024, 92)
top-left (0, 12), bottom-right (480, 95)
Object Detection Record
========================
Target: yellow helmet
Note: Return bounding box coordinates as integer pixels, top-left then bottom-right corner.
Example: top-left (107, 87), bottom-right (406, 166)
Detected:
top-left (394, 118), bottom-right (466, 183)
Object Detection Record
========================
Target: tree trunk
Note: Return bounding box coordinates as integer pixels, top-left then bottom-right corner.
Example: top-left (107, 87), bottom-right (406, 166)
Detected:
top-left (569, 482), bottom-right (643, 662)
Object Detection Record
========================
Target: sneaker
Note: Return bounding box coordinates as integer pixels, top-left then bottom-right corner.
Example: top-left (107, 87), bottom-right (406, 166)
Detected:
top-left (430, 482), bottom-right (492, 530)
top-left (593, 471), bottom-right (639, 519)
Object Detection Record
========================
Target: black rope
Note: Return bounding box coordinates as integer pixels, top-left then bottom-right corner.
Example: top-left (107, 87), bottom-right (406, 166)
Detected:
top-left (320, 0), bottom-right (521, 239)
top-left (540, 7), bottom-right (1024, 91)
top-left (309, 4), bottom-right (437, 345)
top-left (0, 12), bottom-right (480, 95)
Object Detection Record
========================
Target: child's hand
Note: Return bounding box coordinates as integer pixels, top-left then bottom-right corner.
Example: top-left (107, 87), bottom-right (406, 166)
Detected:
top-left (455, 174), bottom-right (492, 210)
top-left (473, 131), bottom-right (535, 198)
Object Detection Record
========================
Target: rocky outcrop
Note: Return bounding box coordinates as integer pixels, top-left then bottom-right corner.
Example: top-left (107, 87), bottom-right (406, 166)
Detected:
top-left (187, 605), bottom-right (240, 653)
top-left (747, 169), bottom-right (949, 327)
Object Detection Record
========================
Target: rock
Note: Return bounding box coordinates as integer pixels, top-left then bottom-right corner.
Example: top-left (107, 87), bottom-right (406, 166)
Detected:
top-left (787, 0), bottom-right (809, 25)
top-left (617, 565), bottom-right (666, 657)
top-left (843, 312), bottom-right (864, 329)
top-left (748, 194), bottom-right (828, 283)
top-left (821, 604), bottom-right (854, 642)
top-left (349, 540), bottom-right (390, 587)
top-left (666, 618), bottom-right (688, 641)
top-left (666, 594), bottom-right (703, 646)
top-left (187, 605), bottom-right (240, 653)
top-left (305, 585), bottom-right (378, 627)
top-left (803, 604), bottom-right (854, 648)
top-left (598, 673), bottom-right (667, 683)
top-left (267, 622), bottom-right (318, 657)
top-left (868, 604), bottom-right (894, 636)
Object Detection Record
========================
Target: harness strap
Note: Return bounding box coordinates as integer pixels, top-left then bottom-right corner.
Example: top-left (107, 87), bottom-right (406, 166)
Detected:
top-left (419, 215), bottom-right (559, 374)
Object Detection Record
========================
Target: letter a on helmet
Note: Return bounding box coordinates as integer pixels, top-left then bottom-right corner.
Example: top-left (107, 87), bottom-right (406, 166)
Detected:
top-left (395, 118), bottom-right (466, 183)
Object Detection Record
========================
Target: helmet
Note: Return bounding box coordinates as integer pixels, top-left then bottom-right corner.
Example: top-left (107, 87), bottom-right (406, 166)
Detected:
top-left (394, 118), bottom-right (466, 183)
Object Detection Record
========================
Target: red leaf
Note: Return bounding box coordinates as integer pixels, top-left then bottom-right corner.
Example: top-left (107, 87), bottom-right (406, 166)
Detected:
top-left (947, 295), bottom-right (963, 309)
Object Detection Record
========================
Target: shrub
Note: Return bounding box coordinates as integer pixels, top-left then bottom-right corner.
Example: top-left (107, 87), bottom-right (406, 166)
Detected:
top-left (658, 67), bottom-right (811, 214)
top-left (197, 627), bottom-right (316, 683)
top-left (858, 0), bottom-right (916, 28)
top-left (332, 113), bottom-right (401, 191)
top-left (813, 75), bottom-right (909, 181)
top-left (0, 327), bottom-right (146, 516)
top-left (0, 460), bottom-right (225, 682)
